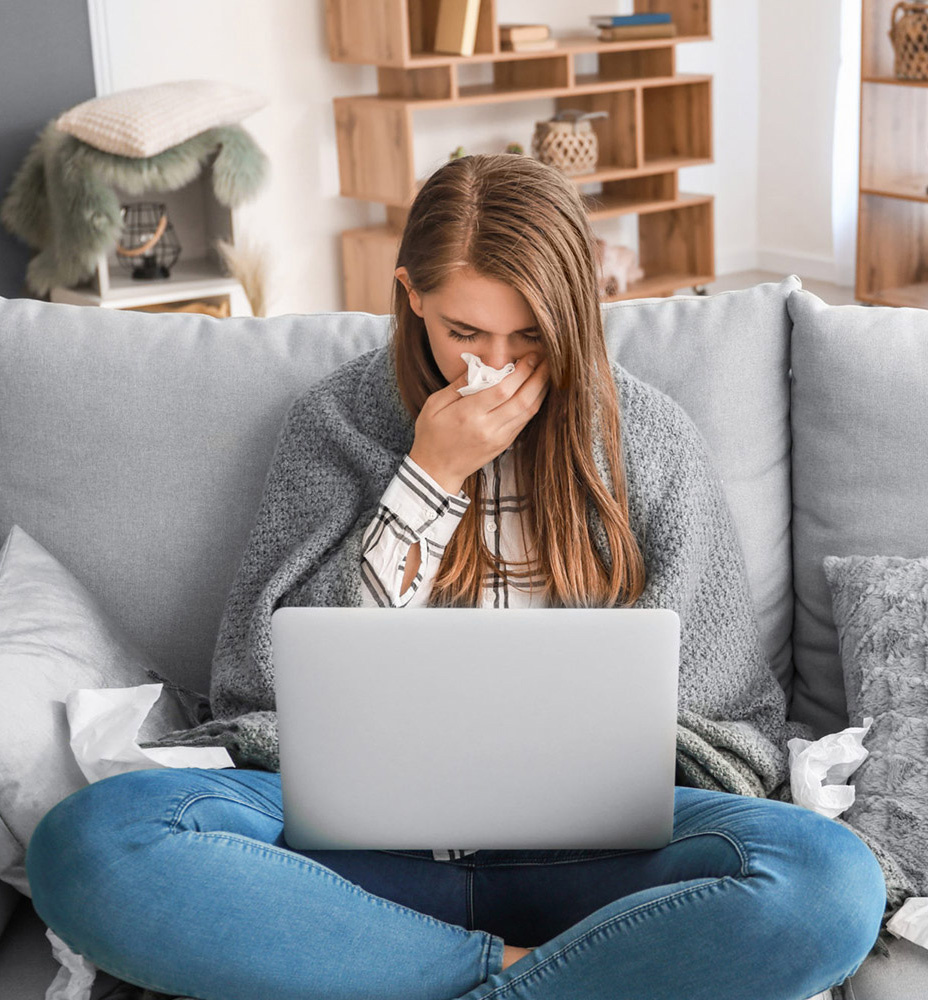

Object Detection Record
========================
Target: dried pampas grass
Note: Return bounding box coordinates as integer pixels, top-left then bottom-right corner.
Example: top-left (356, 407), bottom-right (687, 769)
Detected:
top-left (215, 237), bottom-right (271, 317)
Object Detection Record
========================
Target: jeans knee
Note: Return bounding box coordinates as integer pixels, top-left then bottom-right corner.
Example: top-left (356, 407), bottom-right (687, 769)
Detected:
top-left (26, 771), bottom-right (169, 934)
top-left (776, 813), bottom-right (886, 970)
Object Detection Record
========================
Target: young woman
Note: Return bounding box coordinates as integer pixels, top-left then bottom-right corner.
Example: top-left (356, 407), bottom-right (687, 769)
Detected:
top-left (26, 154), bottom-right (886, 1000)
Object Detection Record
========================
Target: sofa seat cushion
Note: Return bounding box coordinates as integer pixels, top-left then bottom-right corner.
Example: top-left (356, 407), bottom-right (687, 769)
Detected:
top-left (846, 935), bottom-right (928, 999)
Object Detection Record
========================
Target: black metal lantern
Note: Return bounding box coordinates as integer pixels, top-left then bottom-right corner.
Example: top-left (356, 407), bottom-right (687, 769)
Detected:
top-left (115, 202), bottom-right (182, 280)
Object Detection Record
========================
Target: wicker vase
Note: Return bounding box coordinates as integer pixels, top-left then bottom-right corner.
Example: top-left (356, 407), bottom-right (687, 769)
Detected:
top-left (531, 116), bottom-right (599, 176)
top-left (890, 1), bottom-right (928, 80)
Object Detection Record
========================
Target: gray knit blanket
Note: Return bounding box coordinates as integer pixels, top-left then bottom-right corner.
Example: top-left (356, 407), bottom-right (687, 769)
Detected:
top-left (141, 344), bottom-right (911, 957)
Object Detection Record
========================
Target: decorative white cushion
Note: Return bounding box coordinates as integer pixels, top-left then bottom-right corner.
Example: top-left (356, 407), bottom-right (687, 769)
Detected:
top-left (55, 79), bottom-right (267, 158)
top-left (0, 525), bottom-right (198, 896)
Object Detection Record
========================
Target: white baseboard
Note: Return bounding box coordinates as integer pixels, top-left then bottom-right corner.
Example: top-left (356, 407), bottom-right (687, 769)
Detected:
top-left (757, 247), bottom-right (838, 285)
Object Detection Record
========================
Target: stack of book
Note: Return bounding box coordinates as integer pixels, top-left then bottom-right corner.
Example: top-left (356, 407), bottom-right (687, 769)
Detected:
top-left (591, 12), bottom-right (676, 41)
top-left (499, 23), bottom-right (557, 53)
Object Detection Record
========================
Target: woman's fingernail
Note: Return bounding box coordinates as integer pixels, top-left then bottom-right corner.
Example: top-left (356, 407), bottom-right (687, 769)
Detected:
top-left (527, 354), bottom-right (540, 368)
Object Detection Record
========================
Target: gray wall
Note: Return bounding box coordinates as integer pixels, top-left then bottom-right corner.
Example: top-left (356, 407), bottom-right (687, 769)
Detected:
top-left (0, 2), bottom-right (96, 298)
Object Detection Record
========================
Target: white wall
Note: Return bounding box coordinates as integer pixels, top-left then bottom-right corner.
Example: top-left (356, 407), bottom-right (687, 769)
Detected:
top-left (757, 0), bottom-right (846, 282)
top-left (90, 0), bottom-right (852, 315)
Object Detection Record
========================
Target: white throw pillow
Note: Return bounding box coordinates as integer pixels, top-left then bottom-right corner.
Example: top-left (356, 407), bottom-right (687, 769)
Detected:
top-left (0, 525), bottom-right (197, 896)
top-left (55, 79), bottom-right (267, 157)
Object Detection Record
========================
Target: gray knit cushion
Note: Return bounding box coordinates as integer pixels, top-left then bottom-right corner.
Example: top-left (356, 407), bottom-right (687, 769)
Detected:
top-left (824, 554), bottom-right (928, 901)
top-left (789, 289), bottom-right (928, 737)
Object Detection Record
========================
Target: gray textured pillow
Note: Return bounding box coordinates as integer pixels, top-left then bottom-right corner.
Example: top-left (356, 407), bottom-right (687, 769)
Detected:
top-left (0, 525), bottom-right (205, 897)
top-left (824, 554), bottom-right (928, 900)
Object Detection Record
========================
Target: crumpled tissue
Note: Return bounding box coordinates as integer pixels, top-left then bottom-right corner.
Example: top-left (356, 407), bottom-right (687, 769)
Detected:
top-left (787, 717), bottom-right (873, 820)
top-left (788, 719), bottom-right (928, 954)
top-left (44, 927), bottom-right (97, 1000)
top-left (457, 352), bottom-right (515, 396)
top-left (66, 683), bottom-right (233, 783)
top-left (47, 683), bottom-right (234, 1000)
top-left (887, 897), bottom-right (928, 950)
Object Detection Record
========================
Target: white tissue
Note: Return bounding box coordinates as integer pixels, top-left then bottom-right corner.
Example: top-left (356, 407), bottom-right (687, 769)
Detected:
top-left (66, 683), bottom-right (233, 783)
top-left (787, 717), bottom-right (873, 819)
top-left (47, 684), bottom-right (234, 1000)
top-left (887, 897), bottom-right (928, 950)
top-left (456, 352), bottom-right (515, 396)
top-left (45, 928), bottom-right (96, 1000)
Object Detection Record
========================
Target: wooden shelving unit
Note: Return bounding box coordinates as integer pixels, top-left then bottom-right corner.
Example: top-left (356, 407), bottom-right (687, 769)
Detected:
top-left (857, 0), bottom-right (928, 307)
top-left (326, 0), bottom-right (715, 313)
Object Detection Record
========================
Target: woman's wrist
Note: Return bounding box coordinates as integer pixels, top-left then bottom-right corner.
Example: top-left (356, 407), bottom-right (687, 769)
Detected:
top-left (407, 447), bottom-right (465, 497)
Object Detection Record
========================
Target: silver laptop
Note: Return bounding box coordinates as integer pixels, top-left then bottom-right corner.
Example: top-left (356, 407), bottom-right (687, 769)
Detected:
top-left (271, 607), bottom-right (680, 853)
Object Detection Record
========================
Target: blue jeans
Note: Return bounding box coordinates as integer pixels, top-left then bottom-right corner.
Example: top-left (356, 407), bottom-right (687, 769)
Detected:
top-left (26, 767), bottom-right (885, 1000)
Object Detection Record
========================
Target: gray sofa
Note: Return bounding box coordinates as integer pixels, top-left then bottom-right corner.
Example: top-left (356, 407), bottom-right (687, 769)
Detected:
top-left (0, 276), bottom-right (925, 1000)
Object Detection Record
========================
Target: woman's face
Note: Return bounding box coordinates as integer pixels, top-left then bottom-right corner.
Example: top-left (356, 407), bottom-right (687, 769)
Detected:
top-left (395, 265), bottom-right (546, 384)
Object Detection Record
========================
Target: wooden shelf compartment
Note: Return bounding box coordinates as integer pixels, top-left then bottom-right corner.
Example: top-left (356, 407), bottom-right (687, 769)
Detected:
top-left (637, 196), bottom-right (714, 293)
top-left (856, 191), bottom-right (928, 303)
top-left (325, 0), bottom-right (498, 66)
top-left (860, 0), bottom-right (928, 79)
top-left (635, 0), bottom-right (710, 38)
top-left (860, 81), bottom-right (928, 196)
top-left (574, 46), bottom-right (674, 85)
top-left (409, 0), bottom-right (497, 60)
top-left (583, 174), bottom-right (713, 221)
top-left (643, 79), bottom-right (712, 165)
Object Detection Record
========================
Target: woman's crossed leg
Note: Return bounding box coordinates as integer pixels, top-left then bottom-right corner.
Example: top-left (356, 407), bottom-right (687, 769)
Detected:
top-left (25, 768), bottom-right (885, 1000)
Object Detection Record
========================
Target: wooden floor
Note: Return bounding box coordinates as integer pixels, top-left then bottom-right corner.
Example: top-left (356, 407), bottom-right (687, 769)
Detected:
top-left (679, 270), bottom-right (859, 306)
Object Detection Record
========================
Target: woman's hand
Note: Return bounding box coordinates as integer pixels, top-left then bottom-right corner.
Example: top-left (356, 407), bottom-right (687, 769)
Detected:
top-left (408, 353), bottom-right (550, 495)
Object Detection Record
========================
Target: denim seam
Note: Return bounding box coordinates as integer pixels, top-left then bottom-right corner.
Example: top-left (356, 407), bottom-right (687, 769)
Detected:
top-left (168, 790), bottom-right (283, 833)
top-left (458, 830), bottom-right (751, 877)
top-left (467, 865), bottom-right (475, 930)
top-left (480, 930), bottom-right (490, 982)
top-left (180, 830), bottom-right (477, 937)
top-left (477, 876), bottom-right (734, 999)
top-left (671, 828), bottom-right (751, 878)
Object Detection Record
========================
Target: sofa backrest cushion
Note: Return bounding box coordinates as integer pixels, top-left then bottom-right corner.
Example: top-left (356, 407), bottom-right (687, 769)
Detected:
top-left (788, 288), bottom-right (928, 737)
top-left (0, 300), bottom-right (389, 693)
top-left (604, 276), bottom-right (799, 701)
top-left (0, 278), bottom-right (798, 698)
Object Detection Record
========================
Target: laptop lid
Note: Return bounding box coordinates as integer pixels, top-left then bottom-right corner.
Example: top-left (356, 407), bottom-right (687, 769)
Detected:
top-left (272, 607), bottom-right (680, 852)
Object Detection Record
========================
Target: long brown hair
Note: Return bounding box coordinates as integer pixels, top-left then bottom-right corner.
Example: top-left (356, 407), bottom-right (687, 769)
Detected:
top-left (392, 153), bottom-right (646, 608)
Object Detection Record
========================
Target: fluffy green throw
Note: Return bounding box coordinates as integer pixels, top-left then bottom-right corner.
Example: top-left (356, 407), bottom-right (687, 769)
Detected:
top-left (0, 121), bottom-right (268, 295)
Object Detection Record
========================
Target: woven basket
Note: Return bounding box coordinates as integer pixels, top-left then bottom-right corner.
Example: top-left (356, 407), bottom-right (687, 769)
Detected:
top-left (531, 119), bottom-right (598, 176)
top-left (890, 1), bottom-right (928, 80)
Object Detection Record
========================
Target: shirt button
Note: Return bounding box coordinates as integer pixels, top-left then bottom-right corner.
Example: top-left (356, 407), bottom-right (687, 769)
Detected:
top-left (486, 521), bottom-right (498, 533)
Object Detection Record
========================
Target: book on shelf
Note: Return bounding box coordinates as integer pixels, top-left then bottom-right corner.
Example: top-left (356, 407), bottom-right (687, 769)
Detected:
top-left (434, 0), bottom-right (481, 57)
top-left (589, 13), bottom-right (672, 27)
top-left (598, 23), bottom-right (677, 40)
top-left (501, 37), bottom-right (558, 52)
top-left (499, 23), bottom-right (550, 43)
